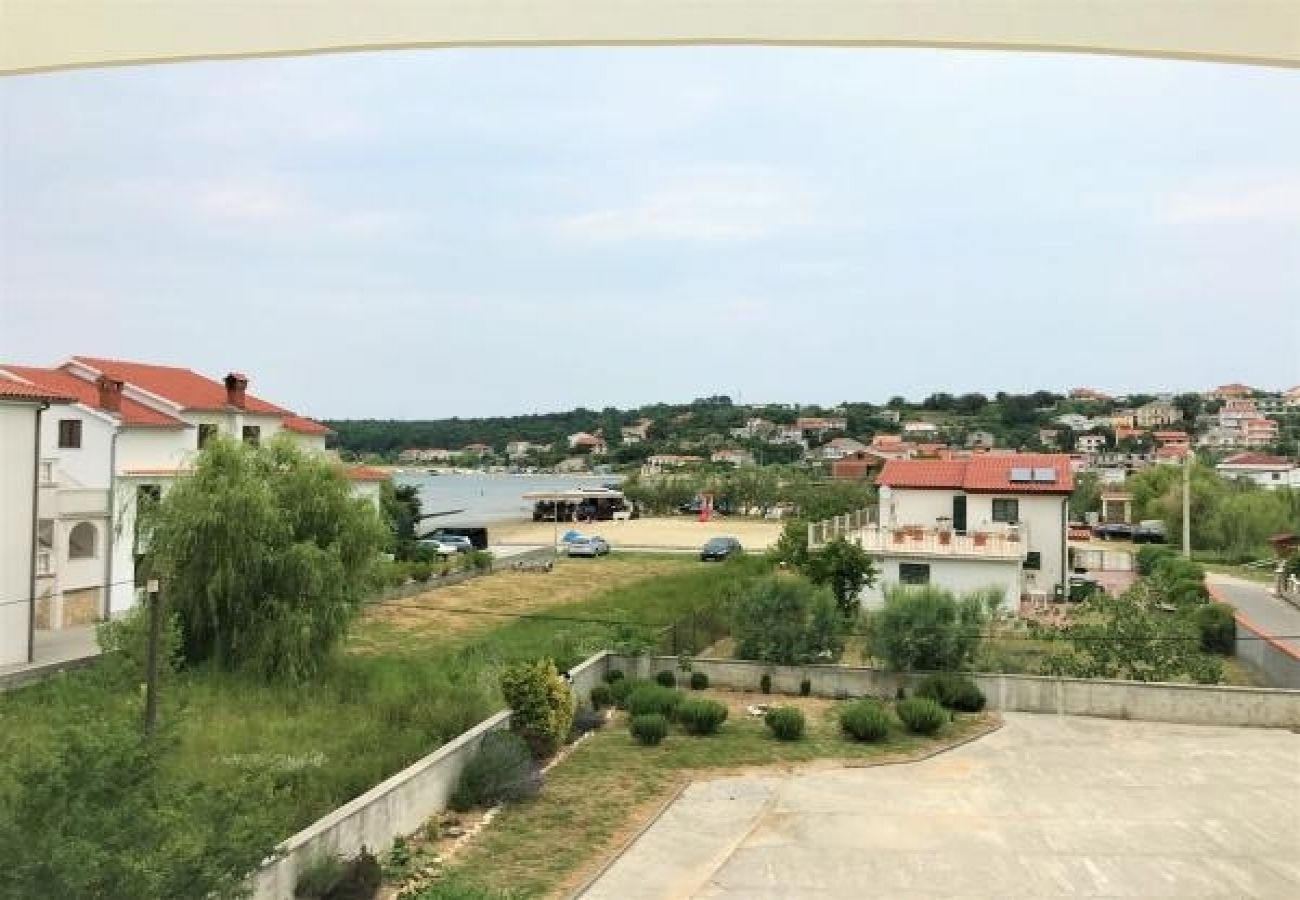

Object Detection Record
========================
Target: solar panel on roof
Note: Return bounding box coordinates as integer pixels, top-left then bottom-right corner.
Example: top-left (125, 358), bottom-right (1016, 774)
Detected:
top-left (1032, 467), bottom-right (1057, 482)
top-left (1009, 467), bottom-right (1033, 482)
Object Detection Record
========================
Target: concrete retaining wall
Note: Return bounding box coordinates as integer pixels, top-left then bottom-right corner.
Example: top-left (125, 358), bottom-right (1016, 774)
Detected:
top-left (251, 649), bottom-right (609, 899)
top-left (608, 654), bottom-right (1300, 728)
top-left (1234, 613), bottom-right (1300, 690)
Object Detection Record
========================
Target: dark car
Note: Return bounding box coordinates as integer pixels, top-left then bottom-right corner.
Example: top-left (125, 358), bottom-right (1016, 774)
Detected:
top-left (679, 498), bottom-right (734, 516)
top-left (700, 536), bottom-right (743, 561)
top-left (1092, 522), bottom-right (1133, 541)
top-left (426, 533), bottom-right (474, 553)
top-left (1132, 520), bottom-right (1168, 544)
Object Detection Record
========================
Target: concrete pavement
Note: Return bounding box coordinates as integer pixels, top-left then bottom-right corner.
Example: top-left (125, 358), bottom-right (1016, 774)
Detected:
top-left (581, 714), bottom-right (1300, 899)
top-left (1207, 573), bottom-right (1300, 655)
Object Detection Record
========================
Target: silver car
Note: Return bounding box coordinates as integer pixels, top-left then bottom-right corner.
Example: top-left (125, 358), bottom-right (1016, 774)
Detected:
top-left (566, 536), bottom-right (611, 558)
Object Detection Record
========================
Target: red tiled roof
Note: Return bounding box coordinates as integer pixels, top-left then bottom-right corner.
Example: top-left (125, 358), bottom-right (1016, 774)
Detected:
top-left (879, 453), bottom-right (1074, 493)
top-left (69, 356), bottom-right (290, 415)
top-left (1156, 445), bottom-right (1191, 459)
top-left (0, 372), bottom-right (75, 403)
top-left (1220, 453), bottom-right (1295, 468)
top-left (1, 365), bottom-right (187, 428)
top-left (344, 466), bottom-right (390, 482)
top-left (282, 415), bottom-right (332, 436)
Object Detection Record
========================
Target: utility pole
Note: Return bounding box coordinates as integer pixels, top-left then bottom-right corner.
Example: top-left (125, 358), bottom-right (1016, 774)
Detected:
top-left (1181, 452), bottom-right (1192, 558)
top-left (143, 577), bottom-right (162, 736)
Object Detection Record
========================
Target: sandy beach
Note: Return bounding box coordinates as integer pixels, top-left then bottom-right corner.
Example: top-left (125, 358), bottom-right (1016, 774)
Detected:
top-left (490, 516), bottom-right (785, 550)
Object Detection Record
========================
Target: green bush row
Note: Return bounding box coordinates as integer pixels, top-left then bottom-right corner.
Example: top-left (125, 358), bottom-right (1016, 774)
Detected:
top-left (915, 673), bottom-right (985, 712)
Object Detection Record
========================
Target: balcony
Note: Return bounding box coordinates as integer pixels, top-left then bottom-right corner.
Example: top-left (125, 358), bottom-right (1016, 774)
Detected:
top-left (851, 524), bottom-right (1028, 561)
top-left (57, 489), bottom-right (111, 517)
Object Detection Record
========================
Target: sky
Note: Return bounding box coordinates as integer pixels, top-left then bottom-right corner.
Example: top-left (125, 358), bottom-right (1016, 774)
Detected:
top-left (1, 47), bottom-right (1297, 419)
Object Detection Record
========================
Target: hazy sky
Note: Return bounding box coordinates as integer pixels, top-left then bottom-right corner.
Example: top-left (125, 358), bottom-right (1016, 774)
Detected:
top-left (2, 48), bottom-right (1297, 418)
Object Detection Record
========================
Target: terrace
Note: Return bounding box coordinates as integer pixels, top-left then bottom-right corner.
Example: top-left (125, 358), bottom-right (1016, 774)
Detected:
top-left (809, 508), bottom-right (1028, 560)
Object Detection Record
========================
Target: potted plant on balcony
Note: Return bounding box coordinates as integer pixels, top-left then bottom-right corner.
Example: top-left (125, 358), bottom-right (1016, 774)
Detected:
top-left (936, 517), bottom-right (952, 545)
top-left (972, 531), bottom-right (989, 548)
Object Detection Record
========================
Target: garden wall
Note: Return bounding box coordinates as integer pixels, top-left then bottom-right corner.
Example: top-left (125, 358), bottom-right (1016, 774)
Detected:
top-left (1234, 613), bottom-right (1300, 690)
top-left (250, 649), bottom-right (610, 899)
top-left (607, 654), bottom-right (1300, 728)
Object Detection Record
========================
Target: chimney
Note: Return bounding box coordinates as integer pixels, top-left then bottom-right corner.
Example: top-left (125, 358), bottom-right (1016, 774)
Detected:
top-left (224, 372), bottom-right (249, 409)
top-left (96, 375), bottom-right (124, 413)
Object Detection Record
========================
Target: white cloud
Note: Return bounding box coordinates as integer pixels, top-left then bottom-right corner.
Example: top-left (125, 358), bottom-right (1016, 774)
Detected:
top-left (552, 166), bottom-right (819, 243)
top-left (1150, 172), bottom-right (1300, 226)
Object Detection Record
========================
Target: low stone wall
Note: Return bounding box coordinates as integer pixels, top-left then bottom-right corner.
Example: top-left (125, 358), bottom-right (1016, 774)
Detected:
top-left (251, 649), bottom-right (609, 899)
top-left (608, 654), bottom-right (1300, 728)
top-left (1234, 613), bottom-right (1300, 690)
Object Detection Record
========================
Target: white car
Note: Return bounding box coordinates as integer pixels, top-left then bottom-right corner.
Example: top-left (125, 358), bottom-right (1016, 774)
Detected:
top-left (566, 536), bottom-right (611, 558)
top-left (416, 538), bottom-right (459, 557)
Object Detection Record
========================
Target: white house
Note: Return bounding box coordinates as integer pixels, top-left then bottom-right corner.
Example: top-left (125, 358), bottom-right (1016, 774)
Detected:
top-left (0, 375), bottom-right (75, 667)
top-left (0, 357), bottom-right (378, 661)
top-left (902, 421), bottom-right (940, 437)
top-left (1215, 453), bottom-right (1300, 489)
top-left (831, 454), bottom-right (1072, 612)
top-left (1075, 434), bottom-right (1107, 453)
top-left (815, 437), bottom-right (868, 461)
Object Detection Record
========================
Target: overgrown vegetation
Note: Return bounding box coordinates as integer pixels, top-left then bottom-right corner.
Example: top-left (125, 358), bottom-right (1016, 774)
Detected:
top-left (449, 732), bottom-right (540, 812)
top-left (729, 575), bottom-right (844, 665)
top-left (869, 585), bottom-right (992, 672)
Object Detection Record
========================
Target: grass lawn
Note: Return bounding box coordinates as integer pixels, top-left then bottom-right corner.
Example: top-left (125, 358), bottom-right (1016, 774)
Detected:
top-left (0, 555), bottom-right (762, 841)
top-left (424, 691), bottom-right (996, 899)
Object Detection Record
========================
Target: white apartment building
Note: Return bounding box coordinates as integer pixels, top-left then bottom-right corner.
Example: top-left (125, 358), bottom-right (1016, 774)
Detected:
top-left (0, 357), bottom-right (382, 667)
top-left (815, 454), bottom-right (1072, 612)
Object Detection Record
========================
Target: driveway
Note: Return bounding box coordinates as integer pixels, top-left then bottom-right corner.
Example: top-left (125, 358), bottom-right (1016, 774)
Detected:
top-left (581, 714), bottom-right (1300, 899)
top-left (1208, 573), bottom-right (1300, 654)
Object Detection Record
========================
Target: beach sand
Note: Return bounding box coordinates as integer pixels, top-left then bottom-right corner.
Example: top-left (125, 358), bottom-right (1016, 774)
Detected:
top-left (490, 515), bottom-right (785, 550)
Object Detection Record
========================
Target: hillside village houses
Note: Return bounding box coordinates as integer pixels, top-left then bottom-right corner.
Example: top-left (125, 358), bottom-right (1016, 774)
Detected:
top-left (398, 447), bottom-right (454, 463)
top-left (819, 453), bottom-right (1073, 611)
top-left (566, 431), bottom-right (607, 454)
top-left (0, 357), bottom-right (385, 669)
top-left (1075, 433), bottom-right (1107, 453)
top-left (795, 415), bottom-right (846, 437)
top-left (710, 447), bottom-right (755, 466)
top-left (1215, 453), bottom-right (1300, 489)
top-left (619, 419), bottom-right (652, 444)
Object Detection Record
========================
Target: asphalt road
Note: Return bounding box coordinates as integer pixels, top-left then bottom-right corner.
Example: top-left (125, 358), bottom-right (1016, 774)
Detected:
top-left (1207, 573), bottom-right (1300, 654)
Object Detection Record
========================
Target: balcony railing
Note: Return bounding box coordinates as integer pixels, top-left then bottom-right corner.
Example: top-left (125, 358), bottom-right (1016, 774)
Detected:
top-left (852, 525), bottom-right (1028, 560)
top-left (808, 507), bottom-right (878, 547)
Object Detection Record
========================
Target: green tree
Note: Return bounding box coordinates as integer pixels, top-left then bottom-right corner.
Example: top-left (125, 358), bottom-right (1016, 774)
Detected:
top-left (767, 520), bottom-right (811, 569)
top-left (499, 659), bottom-right (575, 758)
top-left (143, 435), bottom-right (386, 681)
top-left (807, 536), bottom-right (877, 618)
top-left (381, 480), bottom-right (423, 560)
top-left (730, 575), bottom-right (844, 665)
top-left (0, 703), bottom-right (286, 900)
top-left (870, 584), bottom-right (986, 671)
top-left (1069, 471), bottom-right (1101, 520)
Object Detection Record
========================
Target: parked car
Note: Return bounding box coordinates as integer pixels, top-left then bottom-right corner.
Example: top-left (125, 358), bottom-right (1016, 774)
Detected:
top-left (416, 538), bottom-right (459, 557)
top-left (679, 498), bottom-right (734, 515)
top-left (566, 536), bottom-right (611, 558)
top-left (1132, 520), bottom-right (1168, 544)
top-left (700, 536), bottom-right (743, 561)
top-left (426, 533), bottom-right (474, 553)
top-left (1092, 522), bottom-right (1133, 541)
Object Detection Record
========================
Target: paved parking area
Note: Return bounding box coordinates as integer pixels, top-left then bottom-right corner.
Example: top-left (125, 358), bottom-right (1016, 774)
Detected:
top-left (582, 714), bottom-right (1300, 899)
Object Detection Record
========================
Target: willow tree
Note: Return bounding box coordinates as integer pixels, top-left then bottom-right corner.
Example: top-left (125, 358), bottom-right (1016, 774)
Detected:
top-left (144, 435), bottom-right (385, 681)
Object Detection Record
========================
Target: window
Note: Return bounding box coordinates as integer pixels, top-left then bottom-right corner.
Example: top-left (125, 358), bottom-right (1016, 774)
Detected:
top-left (68, 522), bottom-right (97, 560)
top-left (37, 519), bottom-right (54, 549)
top-left (242, 425), bottom-right (261, 446)
top-left (57, 419), bottom-right (82, 449)
top-left (1025, 551), bottom-right (1042, 570)
top-left (898, 563), bottom-right (930, 585)
top-left (198, 423), bottom-right (218, 448)
top-left (991, 498), bottom-right (1019, 523)
top-left (1272, 472), bottom-right (1281, 481)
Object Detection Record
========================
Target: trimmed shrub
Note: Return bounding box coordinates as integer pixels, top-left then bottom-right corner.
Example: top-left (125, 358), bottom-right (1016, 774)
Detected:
top-left (689, 672), bottom-right (709, 691)
top-left (1195, 603), bottom-right (1237, 655)
top-left (409, 562), bottom-right (435, 583)
top-left (626, 683), bottom-right (683, 718)
top-left (569, 707), bottom-right (607, 741)
top-left (608, 677), bottom-right (645, 709)
top-left (759, 673), bottom-right (772, 694)
top-left (764, 706), bottom-right (805, 741)
top-left (677, 698), bottom-right (728, 735)
top-left (799, 678), bottom-right (812, 697)
top-left (915, 673), bottom-right (986, 712)
top-left (840, 700), bottom-right (891, 742)
top-left (448, 731), bottom-right (540, 812)
top-left (630, 713), bottom-right (669, 746)
top-left (654, 670), bottom-right (677, 688)
top-left (589, 683), bottom-right (613, 709)
top-left (896, 697), bottom-right (947, 735)
top-left (500, 659), bottom-right (575, 758)
top-left (1135, 543), bottom-right (1177, 576)
top-left (604, 669), bottom-right (625, 683)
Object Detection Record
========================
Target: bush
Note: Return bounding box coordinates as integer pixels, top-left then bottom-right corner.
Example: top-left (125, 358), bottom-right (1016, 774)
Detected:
top-left (799, 678), bottom-right (811, 697)
top-left (625, 684), bottom-right (683, 718)
top-left (1195, 603), bottom-right (1236, 655)
top-left (896, 697), bottom-right (947, 735)
top-left (839, 700), bottom-right (891, 742)
top-left (915, 673), bottom-right (986, 712)
top-left (630, 713), bottom-right (669, 746)
top-left (468, 550), bottom-right (494, 572)
top-left (295, 854), bottom-right (345, 898)
top-left (448, 731), bottom-right (540, 812)
top-left (870, 585), bottom-right (986, 672)
top-left (604, 669), bottom-right (625, 683)
top-left (764, 706), bottom-right (805, 741)
top-left (589, 683), bottom-right (613, 709)
top-left (730, 575), bottom-right (845, 665)
top-left (676, 698), bottom-right (728, 735)
top-left (689, 672), bottom-right (709, 690)
top-left (409, 562), bottom-right (435, 583)
top-left (500, 659), bottom-right (575, 758)
top-left (569, 706), bottom-right (607, 741)
top-left (296, 849), bottom-right (381, 900)
top-left (759, 673), bottom-right (772, 694)
top-left (608, 676), bottom-right (642, 709)
top-left (1135, 544), bottom-right (1177, 576)
top-left (654, 670), bottom-right (677, 688)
